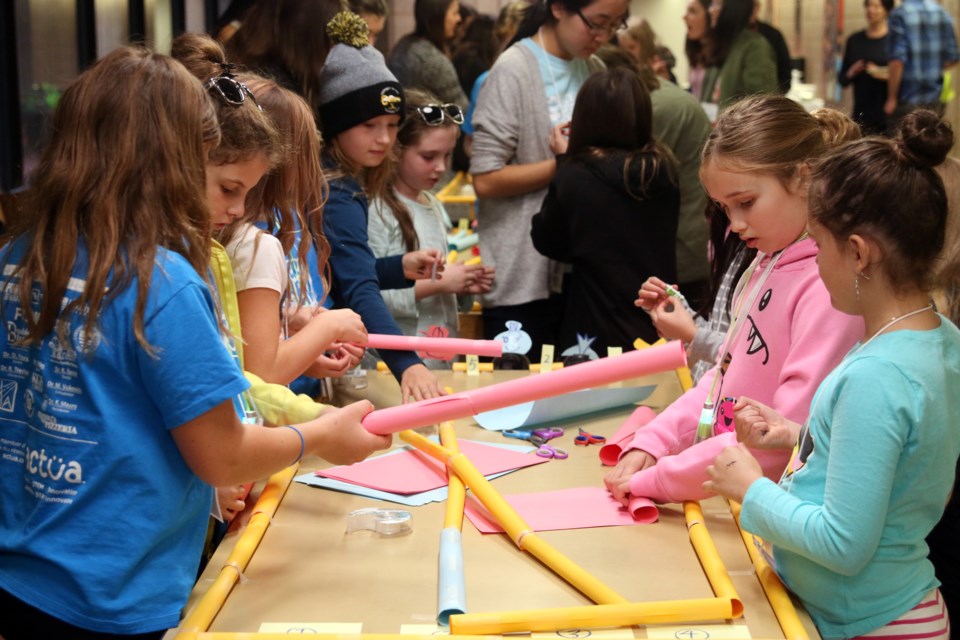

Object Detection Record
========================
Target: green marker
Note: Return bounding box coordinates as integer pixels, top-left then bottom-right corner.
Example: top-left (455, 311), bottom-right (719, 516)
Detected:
top-left (665, 284), bottom-right (687, 304)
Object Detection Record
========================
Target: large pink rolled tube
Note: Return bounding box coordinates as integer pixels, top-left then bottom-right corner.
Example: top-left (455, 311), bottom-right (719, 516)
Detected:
top-left (362, 341), bottom-right (686, 435)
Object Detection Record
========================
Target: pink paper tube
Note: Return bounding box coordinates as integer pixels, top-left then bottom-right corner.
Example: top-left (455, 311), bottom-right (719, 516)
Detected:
top-left (363, 341), bottom-right (686, 435)
top-left (364, 333), bottom-right (503, 358)
top-left (599, 405), bottom-right (658, 466)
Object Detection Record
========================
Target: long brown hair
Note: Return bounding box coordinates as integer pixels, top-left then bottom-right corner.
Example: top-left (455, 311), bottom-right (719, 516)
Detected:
top-left (324, 130), bottom-right (406, 250)
top-left (567, 67), bottom-right (677, 199)
top-left (226, 0), bottom-right (346, 118)
top-left (3, 46), bottom-right (217, 353)
top-left (238, 74), bottom-right (332, 305)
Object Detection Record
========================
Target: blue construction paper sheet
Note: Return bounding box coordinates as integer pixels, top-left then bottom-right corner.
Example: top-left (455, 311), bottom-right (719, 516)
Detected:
top-left (294, 439), bottom-right (533, 506)
top-left (474, 385), bottom-right (657, 431)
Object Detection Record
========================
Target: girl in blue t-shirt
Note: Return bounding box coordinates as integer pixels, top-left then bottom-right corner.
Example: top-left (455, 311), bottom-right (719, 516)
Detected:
top-left (0, 46), bottom-right (391, 640)
top-left (704, 111), bottom-right (960, 639)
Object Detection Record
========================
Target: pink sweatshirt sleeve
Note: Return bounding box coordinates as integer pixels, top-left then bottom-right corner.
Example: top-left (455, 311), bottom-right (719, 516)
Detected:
top-left (629, 432), bottom-right (791, 502)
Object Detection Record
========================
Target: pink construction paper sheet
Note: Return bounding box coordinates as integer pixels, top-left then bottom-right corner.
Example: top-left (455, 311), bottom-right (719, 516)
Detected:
top-left (464, 487), bottom-right (659, 534)
top-left (316, 439), bottom-right (548, 495)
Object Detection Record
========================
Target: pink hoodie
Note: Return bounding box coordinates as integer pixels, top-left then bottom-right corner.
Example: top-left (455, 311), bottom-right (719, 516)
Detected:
top-left (626, 238), bottom-right (863, 503)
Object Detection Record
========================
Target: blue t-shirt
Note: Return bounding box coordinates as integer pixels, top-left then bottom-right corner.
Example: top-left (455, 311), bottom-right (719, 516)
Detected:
top-left (0, 238), bottom-right (249, 634)
top-left (741, 317), bottom-right (960, 638)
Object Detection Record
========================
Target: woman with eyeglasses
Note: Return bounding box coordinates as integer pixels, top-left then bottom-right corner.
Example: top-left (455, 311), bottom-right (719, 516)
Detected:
top-left (469, 0), bottom-right (627, 358)
top-left (699, 0), bottom-right (778, 119)
top-left (368, 89), bottom-right (496, 365)
top-left (387, 0), bottom-right (469, 111)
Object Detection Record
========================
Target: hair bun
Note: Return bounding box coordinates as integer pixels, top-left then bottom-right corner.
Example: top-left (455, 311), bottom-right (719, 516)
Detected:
top-left (895, 109), bottom-right (954, 168)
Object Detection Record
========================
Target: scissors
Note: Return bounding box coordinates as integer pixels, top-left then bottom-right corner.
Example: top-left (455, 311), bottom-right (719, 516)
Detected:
top-left (535, 443), bottom-right (568, 460)
top-left (574, 428), bottom-right (606, 446)
top-left (503, 427), bottom-right (564, 447)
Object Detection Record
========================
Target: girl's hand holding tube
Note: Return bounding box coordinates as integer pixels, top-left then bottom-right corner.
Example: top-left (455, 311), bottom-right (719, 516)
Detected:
top-left (703, 443), bottom-right (763, 503)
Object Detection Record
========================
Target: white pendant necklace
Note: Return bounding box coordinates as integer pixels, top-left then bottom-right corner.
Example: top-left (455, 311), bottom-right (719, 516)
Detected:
top-left (858, 304), bottom-right (934, 350)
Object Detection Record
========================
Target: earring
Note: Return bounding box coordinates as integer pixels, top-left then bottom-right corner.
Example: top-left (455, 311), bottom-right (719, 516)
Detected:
top-left (854, 271), bottom-right (870, 302)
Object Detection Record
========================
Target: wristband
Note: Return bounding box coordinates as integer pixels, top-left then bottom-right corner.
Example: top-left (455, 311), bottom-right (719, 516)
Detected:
top-left (282, 424), bottom-right (305, 466)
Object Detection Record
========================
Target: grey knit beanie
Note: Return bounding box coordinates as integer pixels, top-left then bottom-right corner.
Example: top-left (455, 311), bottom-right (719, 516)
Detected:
top-left (318, 12), bottom-right (405, 137)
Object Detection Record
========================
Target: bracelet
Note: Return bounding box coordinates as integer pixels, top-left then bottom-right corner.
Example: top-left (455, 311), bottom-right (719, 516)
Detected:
top-left (282, 425), bottom-right (305, 466)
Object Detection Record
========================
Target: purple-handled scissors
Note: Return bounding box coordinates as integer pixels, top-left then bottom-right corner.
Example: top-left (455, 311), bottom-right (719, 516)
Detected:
top-left (535, 443), bottom-right (568, 460)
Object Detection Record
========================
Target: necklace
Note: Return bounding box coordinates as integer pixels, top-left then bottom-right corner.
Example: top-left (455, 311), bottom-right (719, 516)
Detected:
top-left (859, 304), bottom-right (934, 350)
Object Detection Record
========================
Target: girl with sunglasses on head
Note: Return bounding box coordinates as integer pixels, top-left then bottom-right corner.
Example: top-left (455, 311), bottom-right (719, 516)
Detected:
top-left (469, 0), bottom-right (627, 358)
top-left (0, 46), bottom-right (390, 640)
top-left (318, 13), bottom-right (447, 403)
top-left (530, 67), bottom-right (679, 355)
top-left (704, 110), bottom-right (960, 640)
top-left (172, 34), bottom-right (390, 529)
top-left (368, 89), bottom-right (496, 364)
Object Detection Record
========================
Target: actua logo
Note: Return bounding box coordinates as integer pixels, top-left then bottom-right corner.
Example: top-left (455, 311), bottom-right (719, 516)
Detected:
top-left (25, 445), bottom-right (82, 484)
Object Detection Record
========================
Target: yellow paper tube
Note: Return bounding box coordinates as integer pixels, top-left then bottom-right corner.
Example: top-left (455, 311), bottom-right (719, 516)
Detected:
top-left (528, 362), bottom-right (564, 371)
top-left (399, 430), bottom-right (627, 606)
top-left (452, 362), bottom-right (494, 372)
top-left (447, 250), bottom-right (459, 264)
top-left (449, 597), bottom-right (737, 635)
top-left (729, 501), bottom-right (810, 640)
top-left (464, 256), bottom-right (482, 266)
top-left (683, 501), bottom-right (744, 618)
top-left (440, 422), bottom-right (465, 530)
top-left (375, 361), bottom-right (390, 372)
top-left (176, 466), bottom-right (298, 637)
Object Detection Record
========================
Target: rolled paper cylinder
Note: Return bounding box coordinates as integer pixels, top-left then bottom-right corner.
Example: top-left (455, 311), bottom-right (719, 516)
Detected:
top-left (628, 496), bottom-right (659, 521)
top-left (599, 405), bottom-right (658, 466)
top-left (438, 423), bottom-right (467, 625)
top-left (365, 334), bottom-right (503, 358)
top-left (364, 341), bottom-right (686, 435)
top-left (449, 597), bottom-right (738, 634)
top-left (437, 528), bottom-right (467, 626)
top-left (463, 256), bottom-right (482, 266)
top-left (684, 501), bottom-right (744, 617)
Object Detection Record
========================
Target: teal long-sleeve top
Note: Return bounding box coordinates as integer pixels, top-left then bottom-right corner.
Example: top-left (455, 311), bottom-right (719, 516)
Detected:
top-left (740, 318), bottom-right (960, 638)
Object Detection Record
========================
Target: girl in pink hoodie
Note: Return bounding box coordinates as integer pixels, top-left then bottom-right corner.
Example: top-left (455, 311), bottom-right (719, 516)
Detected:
top-left (605, 96), bottom-right (864, 504)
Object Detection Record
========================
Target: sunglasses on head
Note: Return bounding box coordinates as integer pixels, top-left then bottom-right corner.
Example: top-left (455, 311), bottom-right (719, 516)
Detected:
top-left (204, 74), bottom-right (263, 111)
top-left (416, 103), bottom-right (464, 126)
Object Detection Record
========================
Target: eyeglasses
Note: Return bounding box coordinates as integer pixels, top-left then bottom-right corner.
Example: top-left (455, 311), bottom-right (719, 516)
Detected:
top-left (416, 103), bottom-right (464, 126)
top-left (575, 9), bottom-right (627, 36)
top-left (204, 74), bottom-right (263, 111)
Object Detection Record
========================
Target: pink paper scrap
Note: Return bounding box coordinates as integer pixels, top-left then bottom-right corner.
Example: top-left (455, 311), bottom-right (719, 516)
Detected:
top-left (316, 439), bottom-right (548, 495)
top-left (464, 487), bottom-right (658, 534)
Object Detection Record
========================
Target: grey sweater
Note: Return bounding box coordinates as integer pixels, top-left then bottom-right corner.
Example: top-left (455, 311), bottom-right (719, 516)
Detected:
top-left (387, 37), bottom-right (468, 109)
top-left (470, 43), bottom-right (602, 307)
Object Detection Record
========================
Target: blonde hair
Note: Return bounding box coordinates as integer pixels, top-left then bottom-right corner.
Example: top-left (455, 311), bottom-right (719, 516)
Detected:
top-left (620, 18), bottom-right (659, 64)
top-left (4, 47), bottom-right (217, 353)
top-left (702, 96), bottom-right (859, 189)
